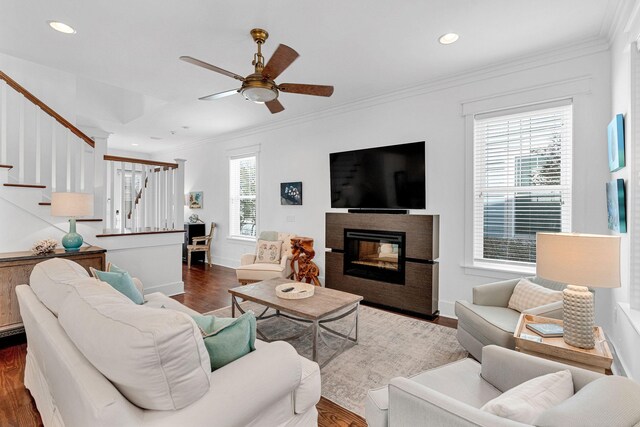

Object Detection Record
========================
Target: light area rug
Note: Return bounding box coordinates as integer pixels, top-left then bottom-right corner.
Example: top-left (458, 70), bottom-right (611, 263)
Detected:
top-left (208, 303), bottom-right (467, 417)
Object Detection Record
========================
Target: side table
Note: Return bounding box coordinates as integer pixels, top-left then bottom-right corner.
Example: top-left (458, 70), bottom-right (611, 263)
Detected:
top-left (289, 237), bottom-right (321, 286)
top-left (514, 314), bottom-right (613, 374)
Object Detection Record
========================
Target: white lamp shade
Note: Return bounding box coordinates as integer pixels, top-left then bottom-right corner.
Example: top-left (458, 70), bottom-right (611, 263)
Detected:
top-left (51, 192), bottom-right (94, 217)
top-left (536, 232), bottom-right (620, 288)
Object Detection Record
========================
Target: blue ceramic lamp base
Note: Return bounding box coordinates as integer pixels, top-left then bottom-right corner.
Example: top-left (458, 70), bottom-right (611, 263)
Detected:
top-left (62, 218), bottom-right (83, 252)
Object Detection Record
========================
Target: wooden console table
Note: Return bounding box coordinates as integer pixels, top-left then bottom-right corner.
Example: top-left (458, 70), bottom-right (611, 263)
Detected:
top-left (289, 237), bottom-right (321, 286)
top-left (0, 246), bottom-right (106, 338)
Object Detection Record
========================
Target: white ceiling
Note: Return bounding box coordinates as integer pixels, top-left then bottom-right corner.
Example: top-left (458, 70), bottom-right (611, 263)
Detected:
top-left (0, 0), bottom-right (622, 153)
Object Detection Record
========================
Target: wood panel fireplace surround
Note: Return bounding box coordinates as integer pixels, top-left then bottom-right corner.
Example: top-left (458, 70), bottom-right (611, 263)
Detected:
top-left (325, 213), bottom-right (439, 318)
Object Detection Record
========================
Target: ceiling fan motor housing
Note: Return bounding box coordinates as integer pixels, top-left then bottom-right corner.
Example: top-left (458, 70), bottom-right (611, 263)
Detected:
top-left (241, 73), bottom-right (278, 103)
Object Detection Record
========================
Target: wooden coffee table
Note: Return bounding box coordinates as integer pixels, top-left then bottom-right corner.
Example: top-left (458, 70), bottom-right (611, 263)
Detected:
top-left (229, 278), bottom-right (363, 367)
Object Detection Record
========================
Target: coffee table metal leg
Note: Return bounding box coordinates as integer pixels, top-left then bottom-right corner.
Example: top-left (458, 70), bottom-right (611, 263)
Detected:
top-left (312, 321), bottom-right (319, 363)
top-left (231, 296), bottom-right (236, 318)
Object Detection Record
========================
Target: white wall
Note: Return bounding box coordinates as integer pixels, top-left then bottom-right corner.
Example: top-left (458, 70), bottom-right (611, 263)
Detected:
top-left (602, 1), bottom-right (640, 380)
top-left (157, 42), bottom-right (612, 318)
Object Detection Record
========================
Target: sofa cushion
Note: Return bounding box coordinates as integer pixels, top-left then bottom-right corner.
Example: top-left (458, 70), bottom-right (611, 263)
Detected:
top-left (481, 370), bottom-right (574, 424)
top-left (508, 278), bottom-right (563, 312)
top-left (29, 258), bottom-right (90, 316)
top-left (255, 239), bottom-right (283, 264)
top-left (236, 262), bottom-right (286, 281)
top-left (90, 268), bottom-right (144, 305)
top-left (191, 312), bottom-right (257, 370)
top-left (58, 279), bottom-right (211, 411)
top-left (455, 301), bottom-right (521, 349)
top-left (535, 376), bottom-right (640, 427)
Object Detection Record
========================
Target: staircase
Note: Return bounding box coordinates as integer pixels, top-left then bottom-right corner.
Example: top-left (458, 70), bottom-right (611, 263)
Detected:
top-left (0, 70), bottom-right (185, 236)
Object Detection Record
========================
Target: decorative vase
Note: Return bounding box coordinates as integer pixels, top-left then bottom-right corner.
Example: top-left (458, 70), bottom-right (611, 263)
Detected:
top-left (562, 285), bottom-right (595, 349)
top-left (61, 218), bottom-right (83, 252)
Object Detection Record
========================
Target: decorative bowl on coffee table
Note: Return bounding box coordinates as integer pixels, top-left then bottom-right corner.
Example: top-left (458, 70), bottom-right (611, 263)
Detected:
top-left (276, 282), bottom-right (315, 299)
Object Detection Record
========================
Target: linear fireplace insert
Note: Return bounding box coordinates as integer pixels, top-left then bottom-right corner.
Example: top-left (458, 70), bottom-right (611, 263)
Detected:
top-left (344, 229), bottom-right (406, 285)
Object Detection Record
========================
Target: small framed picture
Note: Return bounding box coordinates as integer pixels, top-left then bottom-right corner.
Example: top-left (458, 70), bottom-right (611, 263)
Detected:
top-left (606, 179), bottom-right (626, 233)
top-left (189, 191), bottom-right (203, 209)
top-left (281, 182), bottom-right (302, 205)
top-left (608, 114), bottom-right (625, 172)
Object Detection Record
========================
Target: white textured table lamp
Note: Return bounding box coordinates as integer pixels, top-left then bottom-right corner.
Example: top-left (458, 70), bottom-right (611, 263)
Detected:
top-left (51, 192), bottom-right (94, 252)
top-left (536, 233), bottom-right (620, 349)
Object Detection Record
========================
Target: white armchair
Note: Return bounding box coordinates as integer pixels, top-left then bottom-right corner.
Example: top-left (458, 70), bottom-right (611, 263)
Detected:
top-left (235, 231), bottom-right (297, 285)
top-left (366, 345), bottom-right (640, 427)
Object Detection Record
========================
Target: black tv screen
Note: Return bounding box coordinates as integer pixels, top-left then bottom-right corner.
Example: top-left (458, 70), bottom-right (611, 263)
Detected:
top-left (330, 141), bottom-right (426, 209)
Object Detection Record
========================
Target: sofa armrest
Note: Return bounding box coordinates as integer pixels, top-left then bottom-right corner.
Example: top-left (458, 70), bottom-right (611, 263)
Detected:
top-left (480, 345), bottom-right (602, 393)
top-left (142, 341), bottom-right (303, 427)
top-left (472, 279), bottom-right (521, 307)
top-left (281, 255), bottom-right (292, 277)
top-left (240, 253), bottom-right (256, 266)
top-left (522, 300), bottom-right (563, 319)
top-left (388, 378), bottom-right (523, 427)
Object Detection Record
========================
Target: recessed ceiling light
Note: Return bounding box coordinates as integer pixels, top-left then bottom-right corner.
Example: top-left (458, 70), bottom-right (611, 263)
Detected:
top-left (47, 21), bottom-right (76, 34)
top-left (438, 33), bottom-right (459, 45)
top-left (131, 143), bottom-right (139, 146)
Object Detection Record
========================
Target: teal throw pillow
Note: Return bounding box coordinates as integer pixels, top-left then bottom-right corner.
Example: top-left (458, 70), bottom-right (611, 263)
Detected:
top-left (108, 263), bottom-right (128, 274)
top-left (93, 269), bottom-right (145, 305)
top-left (191, 312), bottom-right (256, 371)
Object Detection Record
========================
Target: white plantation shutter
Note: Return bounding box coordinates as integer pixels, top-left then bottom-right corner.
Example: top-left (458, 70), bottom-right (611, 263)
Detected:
top-left (473, 101), bottom-right (572, 266)
top-left (229, 155), bottom-right (257, 238)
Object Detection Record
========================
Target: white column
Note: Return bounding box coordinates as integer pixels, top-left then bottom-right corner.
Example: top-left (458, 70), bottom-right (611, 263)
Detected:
top-left (174, 159), bottom-right (186, 230)
top-left (120, 162), bottom-right (126, 232)
top-left (0, 80), bottom-right (6, 164)
top-left (18, 97), bottom-right (25, 182)
top-left (35, 109), bottom-right (41, 184)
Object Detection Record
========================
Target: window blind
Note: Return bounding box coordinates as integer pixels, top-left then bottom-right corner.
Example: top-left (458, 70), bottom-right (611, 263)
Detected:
top-left (229, 155), bottom-right (257, 238)
top-left (473, 102), bottom-right (573, 265)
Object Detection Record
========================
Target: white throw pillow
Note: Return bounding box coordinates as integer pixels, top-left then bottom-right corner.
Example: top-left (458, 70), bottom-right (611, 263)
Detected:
top-left (481, 370), bottom-right (574, 424)
top-left (58, 279), bottom-right (210, 410)
top-left (29, 258), bottom-right (90, 316)
top-left (255, 239), bottom-right (283, 264)
top-left (508, 278), bottom-right (563, 312)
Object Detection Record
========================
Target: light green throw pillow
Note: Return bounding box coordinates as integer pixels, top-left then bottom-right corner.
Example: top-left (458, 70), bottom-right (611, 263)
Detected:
top-left (191, 312), bottom-right (256, 371)
top-left (92, 269), bottom-right (145, 305)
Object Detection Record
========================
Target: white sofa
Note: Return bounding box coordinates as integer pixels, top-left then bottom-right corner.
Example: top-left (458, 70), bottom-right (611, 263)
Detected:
top-left (17, 258), bottom-right (321, 427)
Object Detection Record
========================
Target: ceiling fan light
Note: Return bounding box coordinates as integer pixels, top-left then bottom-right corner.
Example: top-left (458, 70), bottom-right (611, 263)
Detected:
top-left (242, 87), bottom-right (277, 103)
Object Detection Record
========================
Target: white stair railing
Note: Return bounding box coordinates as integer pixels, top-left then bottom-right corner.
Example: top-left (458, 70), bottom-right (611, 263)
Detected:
top-left (103, 155), bottom-right (183, 233)
top-left (0, 71), bottom-right (96, 206)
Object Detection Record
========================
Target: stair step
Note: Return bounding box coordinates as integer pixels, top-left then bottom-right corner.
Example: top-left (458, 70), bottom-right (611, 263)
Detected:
top-left (76, 218), bottom-right (103, 222)
top-left (38, 202), bottom-right (51, 206)
top-left (0, 164), bottom-right (13, 169)
top-left (4, 183), bottom-right (46, 189)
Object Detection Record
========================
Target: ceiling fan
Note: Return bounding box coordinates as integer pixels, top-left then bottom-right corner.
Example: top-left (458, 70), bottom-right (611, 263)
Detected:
top-left (180, 28), bottom-right (334, 114)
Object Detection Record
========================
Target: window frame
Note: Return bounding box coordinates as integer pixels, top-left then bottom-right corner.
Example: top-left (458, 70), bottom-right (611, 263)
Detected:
top-left (466, 100), bottom-right (573, 274)
top-left (228, 150), bottom-right (259, 242)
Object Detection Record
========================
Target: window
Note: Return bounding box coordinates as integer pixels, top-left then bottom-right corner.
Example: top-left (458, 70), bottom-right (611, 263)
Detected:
top-left (229, 155), bottom-right (257, 239)
top-left (473, 101), bottom-right (572, 267)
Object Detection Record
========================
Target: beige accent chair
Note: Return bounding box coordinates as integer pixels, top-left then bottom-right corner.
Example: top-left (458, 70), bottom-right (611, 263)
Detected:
top-left (455, 276), bottom-right (567, 361)
top-left (365, 345), bottom-right (640, 427)
top-left (187, 222), bottom-right (215, 268)
top-left (235, 231), bottom-right (296, 285)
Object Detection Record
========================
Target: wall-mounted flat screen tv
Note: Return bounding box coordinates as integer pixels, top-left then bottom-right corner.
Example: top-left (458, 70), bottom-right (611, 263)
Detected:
top-left (330, 141), bottom-right (426, 209)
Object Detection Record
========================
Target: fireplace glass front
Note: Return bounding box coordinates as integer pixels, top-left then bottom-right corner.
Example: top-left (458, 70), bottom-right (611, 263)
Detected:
top-left (344, 229), bottom-right (405, 285)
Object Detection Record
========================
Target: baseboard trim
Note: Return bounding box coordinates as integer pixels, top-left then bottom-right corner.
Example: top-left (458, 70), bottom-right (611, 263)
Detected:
top-left (144, 281), bottom-right (184, 296)
top-left (439, 300), bottom-right (456, 319)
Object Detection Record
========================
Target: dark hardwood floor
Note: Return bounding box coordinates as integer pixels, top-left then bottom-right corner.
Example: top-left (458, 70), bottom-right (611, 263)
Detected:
top-left (0, 260), bottom-right (458, 427)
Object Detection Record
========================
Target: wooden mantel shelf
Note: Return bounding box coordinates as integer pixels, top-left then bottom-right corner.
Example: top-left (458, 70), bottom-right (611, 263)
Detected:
top-left (96, 228), bottom-right (185, 238)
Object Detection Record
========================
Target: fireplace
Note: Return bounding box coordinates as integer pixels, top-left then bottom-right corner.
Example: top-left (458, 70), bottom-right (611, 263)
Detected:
top-left (344, 229), bottom-right (405, 285)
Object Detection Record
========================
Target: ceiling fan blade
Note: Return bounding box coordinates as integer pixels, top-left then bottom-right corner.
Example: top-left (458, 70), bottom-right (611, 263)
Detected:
top-left (198, 88), bottom-right (241, 101)
top-left (180, 56), bottom-right (245, 82)
top-left (278, 83), bottom-right (334, 97)
top-left (265, 99), bottom-right (285, 114)
top-left (262, 44), bottom-right (299, 80)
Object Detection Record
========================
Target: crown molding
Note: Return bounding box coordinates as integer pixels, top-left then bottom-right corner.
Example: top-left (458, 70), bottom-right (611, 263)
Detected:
top-left (601, 0), bottom-right (633, 42)
top-left (154, 37), bottom-right (610, 156)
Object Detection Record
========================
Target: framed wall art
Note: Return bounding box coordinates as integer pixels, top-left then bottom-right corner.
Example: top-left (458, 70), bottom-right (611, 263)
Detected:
top-left (281, 182), bottom-right (302, 205)
top-left (608, 113), bottom-right (625, 172)
top-left (606, 178), bottom-right (626, 233)
top-left (189, 191), bottom-right (203, 209)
